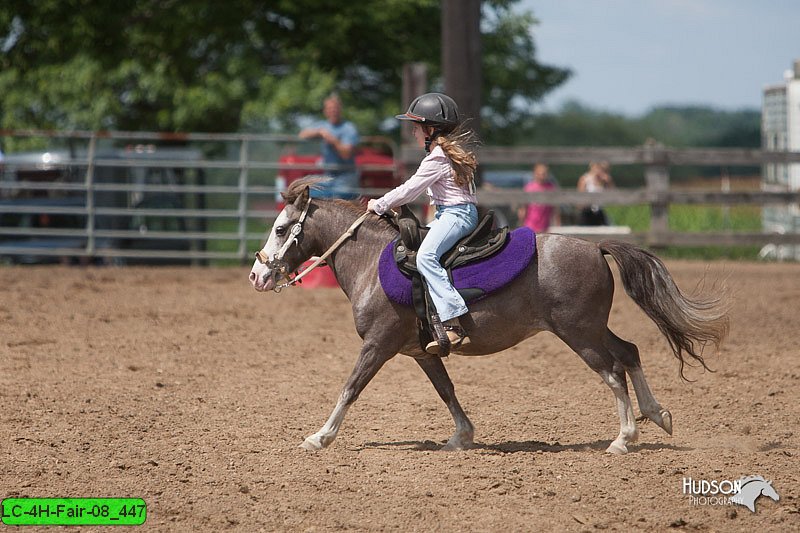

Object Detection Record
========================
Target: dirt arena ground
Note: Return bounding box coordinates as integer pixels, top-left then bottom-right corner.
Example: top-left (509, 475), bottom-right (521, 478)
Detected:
top-left (1, 261), bottom-right (798, 532)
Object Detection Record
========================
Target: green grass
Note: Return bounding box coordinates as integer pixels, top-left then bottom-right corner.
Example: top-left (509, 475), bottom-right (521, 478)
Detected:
top-left (605, 205), bottom-right (650, 231)
top-left (668, 204), bottom-right (762, 232)
top-left (605, 204), bottom-right (763, 259)
top-left (201, 218), bottom-right (269, 266)
top-left (606, 204), bottom-right (762, 232)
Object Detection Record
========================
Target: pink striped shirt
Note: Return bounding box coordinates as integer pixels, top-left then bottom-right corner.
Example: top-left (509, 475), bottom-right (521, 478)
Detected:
top-left (371, 146), bottom-right (476, 215)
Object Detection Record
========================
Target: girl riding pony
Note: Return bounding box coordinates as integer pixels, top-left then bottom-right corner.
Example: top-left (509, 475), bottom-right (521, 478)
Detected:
top-left (367, 93), bottom-right (479, 355)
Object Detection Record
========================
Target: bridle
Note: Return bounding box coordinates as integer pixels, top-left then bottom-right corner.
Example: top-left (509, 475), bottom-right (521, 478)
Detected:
top-left (254, 195), bottom-right (370, 293)
top-left (254, 194), bottom-right (312, 292)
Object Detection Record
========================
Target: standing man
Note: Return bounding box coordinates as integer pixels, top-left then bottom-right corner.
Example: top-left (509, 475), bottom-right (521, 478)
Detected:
top-left (299, 94), bottom-right (360, 198)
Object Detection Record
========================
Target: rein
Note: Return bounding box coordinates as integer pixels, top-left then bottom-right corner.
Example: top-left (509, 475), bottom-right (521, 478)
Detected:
top-left (255, 197), bottom-right (371, 292)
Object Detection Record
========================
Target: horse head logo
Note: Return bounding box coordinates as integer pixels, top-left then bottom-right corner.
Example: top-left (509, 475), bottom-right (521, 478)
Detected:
top-left (730, 476), bottom-right (780, 513)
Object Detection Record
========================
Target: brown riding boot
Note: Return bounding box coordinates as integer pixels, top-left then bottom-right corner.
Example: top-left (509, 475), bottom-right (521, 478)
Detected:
top-left (425, 319), bottom-right (470, 354)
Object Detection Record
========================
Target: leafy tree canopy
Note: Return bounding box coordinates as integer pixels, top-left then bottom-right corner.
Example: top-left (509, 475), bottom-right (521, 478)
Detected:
top-left (515, 101), bottom-right (759, 149)
top-left (0, 0), bottom-right (569, 141)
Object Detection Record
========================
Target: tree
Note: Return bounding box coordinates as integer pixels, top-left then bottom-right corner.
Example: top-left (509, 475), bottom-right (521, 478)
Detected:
top-left (480, 2), bottom-right (570, 140)
top-left (0, 1), bottom-right (568, 138)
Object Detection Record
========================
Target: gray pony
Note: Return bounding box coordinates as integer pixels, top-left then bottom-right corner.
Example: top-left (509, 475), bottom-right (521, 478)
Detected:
top-left (250, 177), bottom-right (729, 454)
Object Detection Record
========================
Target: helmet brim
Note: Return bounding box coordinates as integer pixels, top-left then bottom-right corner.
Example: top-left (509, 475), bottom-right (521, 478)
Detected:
top-left (395, 112), bottom-right (426, 122)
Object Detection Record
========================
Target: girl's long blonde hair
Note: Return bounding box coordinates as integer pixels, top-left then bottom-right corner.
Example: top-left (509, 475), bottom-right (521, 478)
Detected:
top-left (433, 124), bottom-right (480, 189)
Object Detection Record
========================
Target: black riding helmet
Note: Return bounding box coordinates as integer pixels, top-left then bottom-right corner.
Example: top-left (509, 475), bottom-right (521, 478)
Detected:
top-left (396, 92), bottom-right (460, 127)
top-left (395, 93), bottom-right (460, 152)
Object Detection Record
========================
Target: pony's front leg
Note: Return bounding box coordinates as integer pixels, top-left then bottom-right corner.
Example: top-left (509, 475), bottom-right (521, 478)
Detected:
top-left (415, 357), bottom-right (474, 450)
top-left (300, 392), bottom-right (352, 451)
top-left (300, 341), bottom-right (395, 451)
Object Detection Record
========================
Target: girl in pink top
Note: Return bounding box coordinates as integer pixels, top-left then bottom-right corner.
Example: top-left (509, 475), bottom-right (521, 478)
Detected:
top-left (367, 93), bottom-right (478, 354)
top-left (519, 163), bottom-right (560, 232)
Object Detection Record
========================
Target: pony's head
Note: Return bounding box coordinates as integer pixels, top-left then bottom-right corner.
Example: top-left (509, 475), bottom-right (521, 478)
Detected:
top-left (249, 177), bottom-right (326, 292)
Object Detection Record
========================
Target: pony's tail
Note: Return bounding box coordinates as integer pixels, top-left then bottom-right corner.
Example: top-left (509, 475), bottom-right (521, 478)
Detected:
top-left (599, 240), bottom-right (730, 380)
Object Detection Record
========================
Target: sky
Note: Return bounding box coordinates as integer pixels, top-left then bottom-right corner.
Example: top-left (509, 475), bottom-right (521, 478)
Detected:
top-left (519, 0), bottom-right (800, 116)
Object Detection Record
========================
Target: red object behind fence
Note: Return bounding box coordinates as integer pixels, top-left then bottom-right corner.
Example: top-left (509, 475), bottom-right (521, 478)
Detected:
top-left (298, 261), bottom-right (339, 288)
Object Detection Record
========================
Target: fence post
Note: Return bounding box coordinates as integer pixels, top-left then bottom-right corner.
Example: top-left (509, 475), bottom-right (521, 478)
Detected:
top-left (237, 139), bottom-right (250, 263)
top-left (85, 134), bottom-right (98, 257)
top-left (644, 142), bottom-right (670, 246)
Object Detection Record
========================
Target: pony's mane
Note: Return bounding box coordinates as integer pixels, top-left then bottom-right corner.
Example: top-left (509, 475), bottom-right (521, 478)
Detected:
top-left (283, 176), bottom-right (395, 232)
top-left (282, 175), bottom-right (330, 205)
top-left (328, 198), bottom-right (396, 232)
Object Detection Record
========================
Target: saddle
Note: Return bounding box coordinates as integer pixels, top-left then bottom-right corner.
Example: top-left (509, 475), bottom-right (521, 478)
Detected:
top-left (391, 204), bottom-right (509, 277)
top-left (386, 205), bottom-right (510, 356)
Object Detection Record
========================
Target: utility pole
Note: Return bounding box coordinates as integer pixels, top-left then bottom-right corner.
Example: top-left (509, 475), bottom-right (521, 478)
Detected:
top-left (401, 62), bottom-right (428, 145)
top-left (441, 0), bottom-right (482, 138)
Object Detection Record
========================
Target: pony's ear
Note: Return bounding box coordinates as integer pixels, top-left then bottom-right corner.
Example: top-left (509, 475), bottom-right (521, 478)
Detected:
top-left (292, 185), bottom-right (310, 209)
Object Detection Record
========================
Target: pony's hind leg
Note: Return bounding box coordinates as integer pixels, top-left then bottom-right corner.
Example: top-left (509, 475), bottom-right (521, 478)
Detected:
top-left (599, 363), bottom-right (640, 454)
top-left (605, 330), bottom-right (673, 435)
top-left (556, 332), bottom-right (639, 454)
top-left (415, 357), bottom-right (474, 450)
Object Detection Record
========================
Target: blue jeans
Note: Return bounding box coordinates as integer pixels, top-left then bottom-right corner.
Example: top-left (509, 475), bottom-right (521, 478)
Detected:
top-left (417, 203), bottom-right (478, 322)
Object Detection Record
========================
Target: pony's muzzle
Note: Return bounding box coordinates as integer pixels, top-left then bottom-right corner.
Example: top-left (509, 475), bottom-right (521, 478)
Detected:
top-left (250, 270), bottom-right (277, 292)
top-left (248, 270), bottom-right (270, 285)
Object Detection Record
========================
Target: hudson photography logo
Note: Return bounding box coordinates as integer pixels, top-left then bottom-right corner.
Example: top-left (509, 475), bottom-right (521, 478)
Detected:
top-left (682, 475), bottom-right (780, 513)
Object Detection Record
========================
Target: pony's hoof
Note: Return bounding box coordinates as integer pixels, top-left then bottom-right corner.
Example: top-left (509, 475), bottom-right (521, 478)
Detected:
top-left (659, 409), bottom-right (673, 435)
top-left (299, 436), bottom-right (323, 451)
top-left (441, 429), bottom-right (474, 451)
top-left (605, 441), bottom-right (629, 455)
top-left (441, 439), bottom-right (470, 451)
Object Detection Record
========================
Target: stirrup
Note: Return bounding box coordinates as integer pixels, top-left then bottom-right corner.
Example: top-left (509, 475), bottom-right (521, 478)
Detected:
top-left (444, 325), bottom-right (470, 347)
top-left (425, 326), bottom-right (469, 355)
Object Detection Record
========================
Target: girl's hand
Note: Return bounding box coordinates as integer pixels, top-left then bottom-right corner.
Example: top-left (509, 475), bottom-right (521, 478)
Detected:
top-left (367, 199), bottom-right (379, 213)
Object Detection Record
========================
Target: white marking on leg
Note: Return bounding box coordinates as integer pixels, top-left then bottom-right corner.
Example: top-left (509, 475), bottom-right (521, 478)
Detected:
top-left (628, 367), bottom-right (672, 435)
top-left (300, 396), bottom-right (351, 451)
top-left (628, 367), bottom-right (661, 417)
top-left (602, 371), bottom-right (639, 454)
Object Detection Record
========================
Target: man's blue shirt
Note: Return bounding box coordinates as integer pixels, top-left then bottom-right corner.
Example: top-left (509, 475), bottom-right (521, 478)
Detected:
top-left (318, 120), bottom-right (359, 173)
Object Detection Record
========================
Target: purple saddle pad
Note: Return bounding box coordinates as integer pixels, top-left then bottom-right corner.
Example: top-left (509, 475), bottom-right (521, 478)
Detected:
top-left (378, 227), bottom-right (536, 307)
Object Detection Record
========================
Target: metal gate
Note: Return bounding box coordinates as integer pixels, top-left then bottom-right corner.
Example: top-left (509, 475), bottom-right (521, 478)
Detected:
top-left (0, 130), bottom-right (398, 265)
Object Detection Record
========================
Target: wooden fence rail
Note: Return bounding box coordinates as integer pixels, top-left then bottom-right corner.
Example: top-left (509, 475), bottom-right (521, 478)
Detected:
top-left (401, 143), bottom-right (800, 247)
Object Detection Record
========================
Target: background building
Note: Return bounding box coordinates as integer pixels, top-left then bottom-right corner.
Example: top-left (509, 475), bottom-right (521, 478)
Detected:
top-left (761, 59), bottom-right (800, 258)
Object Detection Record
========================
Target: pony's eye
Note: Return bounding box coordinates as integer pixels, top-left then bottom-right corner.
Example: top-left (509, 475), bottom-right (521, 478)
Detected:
top-left (275, 225), bottom-right (287, 237)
